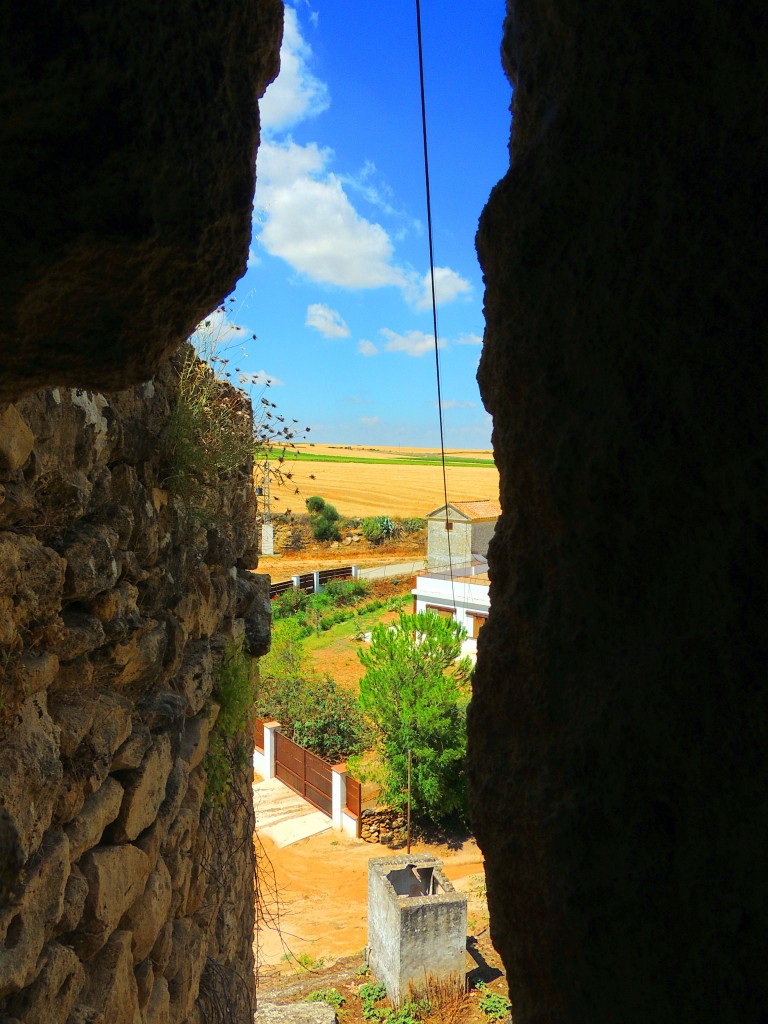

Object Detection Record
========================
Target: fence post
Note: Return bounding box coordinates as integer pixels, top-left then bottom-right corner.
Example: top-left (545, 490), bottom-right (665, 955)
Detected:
top-left (262, 721), bottom-right (281, 780)
top-left (291, 575), bottom-right (300, 590)
top-left (351, 565), bottom-right (358, 579)
top-left (313, 570), bottom-right (320, 593)
top-left (331, 763), bottom-right (347, 831)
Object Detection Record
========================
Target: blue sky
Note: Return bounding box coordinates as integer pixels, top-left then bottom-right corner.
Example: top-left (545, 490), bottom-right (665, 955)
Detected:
top-left (219, 2), bottom-right (511, 449)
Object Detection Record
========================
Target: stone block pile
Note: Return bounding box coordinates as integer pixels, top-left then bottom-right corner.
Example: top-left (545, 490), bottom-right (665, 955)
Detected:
top-left (0, 350), bottom-right (269, 1023)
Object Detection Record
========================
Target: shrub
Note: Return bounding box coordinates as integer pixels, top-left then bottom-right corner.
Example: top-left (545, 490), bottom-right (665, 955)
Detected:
top-left (401, 517), bottom-right (425, 534)
top-left (272, 587), bottom-right (310, 619)
top-left (305, 495), bottom-right (326, 513)
top-left (361, 517), bottom-right (385, 544)
top-left (258, 622), bottom-right (370, 762)
top-left (312, 513), bottom-right (341, 542)
top-left (322, 578), bottom-right (371, 605)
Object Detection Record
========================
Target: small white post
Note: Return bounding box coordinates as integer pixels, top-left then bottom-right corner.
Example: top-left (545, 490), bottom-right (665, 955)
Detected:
top-left (291, 575), bottom-right (300, 590)
top-left (351, 565), bottom-right (358, 579)
top-left (313, 570), bottom-right (321, 593)
top-left (331, 764), bottom-right (346, 831)
top-left (262, 721), bottom-right (281, 780)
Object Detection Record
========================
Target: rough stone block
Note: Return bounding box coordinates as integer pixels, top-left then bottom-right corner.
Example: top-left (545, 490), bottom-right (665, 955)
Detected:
top-left (45, 611), bottom-right (107, 662)
top-left (112, 734), bottom-right (173, 842)
top-left (120, 855), bottom-right (172, 964)
top-left (174, 639), bottom-right (213, 715)
top-left (238, 570), bottom-right (272, 657)
top-left (149, 922), bottom-right (173, 975)
top-left (0, 404), bottom-right (34, 471)
top-left (0, 692), bottom-right (63, 866)
top-left (59, 524), bottom-right (122, 601)
top-left (12, 650), bottom-right (59, 696)
top-left (254, 1004), bottom-right (338, 1023)
top-left (166, 918), bottom-right (207, 1024)
top-left (111, 724), bottom-right (152, 771)
top-left (48, 698), bottom-right (95, 760)
top-left (66, 777), bottom-right (124, 862)
top-left (74, 845), bottom-right (151, 960)
top-left (0, 533), bottom-right (65, 646)
top-left (4, 941), bottom-right (85, 1024)
top-left (143, 975), bottom-right (170, 1024)
top-left (0, 833), bottom-right (70, 998)
top-left (65, 1006), bottom-right (105, 1024)
top-left (57, 864), bottom-right (88, 935)
top-left (80, 930), bottom-right (141, 1024)
top-left (135, 958), bottom-right (154, 1011)
top-left (179, 702), bottom-right (219, 772)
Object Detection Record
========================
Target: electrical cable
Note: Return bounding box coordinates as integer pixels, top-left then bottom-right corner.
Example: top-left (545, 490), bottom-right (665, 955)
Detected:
top-left (415, 0), bottom-right (457, 610)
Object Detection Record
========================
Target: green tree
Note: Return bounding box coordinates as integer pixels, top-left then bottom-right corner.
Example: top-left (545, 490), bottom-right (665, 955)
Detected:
top-left (357, 612), bottom-right (472, 823)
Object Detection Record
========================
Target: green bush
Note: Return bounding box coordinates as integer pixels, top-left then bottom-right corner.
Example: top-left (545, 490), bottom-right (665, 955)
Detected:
top-left (305, 495), bottom-right (326, 513)
top-left (258, 622), bottom-right (369, 762)
top-left (272, 587), bottom-right (310, 619)
top-left (361, 517), bottom-right (385, 544)
top-left (312, 513), bottom-right (341, 542)
top-left (400, 517), bottom-right (425, 534)
top-left (322, 578), bottom-right (371, 605)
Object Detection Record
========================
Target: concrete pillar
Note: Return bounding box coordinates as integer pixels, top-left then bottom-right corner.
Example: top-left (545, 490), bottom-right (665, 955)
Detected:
top-left (260, 522), bottom-right (274, 555)
top-left (351, 565), bottom-right (358, 579)
top-left (261, 721), bottom-right (281, 780)
top-left (331, 764), bottom-right (346, 831)
top-left (291, 575), bottom-right (300, 590)
top-left (313, 570), bottom-right (320, 593)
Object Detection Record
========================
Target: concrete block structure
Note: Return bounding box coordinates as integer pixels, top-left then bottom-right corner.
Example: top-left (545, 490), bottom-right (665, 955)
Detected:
top-left (425, 500), bottom-right (500, 570)
top-left (367, 855), bottom-right (467, 1005)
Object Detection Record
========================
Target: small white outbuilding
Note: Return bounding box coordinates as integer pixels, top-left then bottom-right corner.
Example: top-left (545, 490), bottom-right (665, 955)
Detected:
top-left (425, 498), bottom-right (500, 570)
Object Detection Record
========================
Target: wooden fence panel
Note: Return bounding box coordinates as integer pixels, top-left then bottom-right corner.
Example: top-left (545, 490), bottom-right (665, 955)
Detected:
top-left (274, 731), bottom-right (333, 816)
top-left (253, 718), bottom-right (265, 751)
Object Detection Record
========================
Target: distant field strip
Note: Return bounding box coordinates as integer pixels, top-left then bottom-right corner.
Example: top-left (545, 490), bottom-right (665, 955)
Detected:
top-left (279, 451), bottom-right (495, 468)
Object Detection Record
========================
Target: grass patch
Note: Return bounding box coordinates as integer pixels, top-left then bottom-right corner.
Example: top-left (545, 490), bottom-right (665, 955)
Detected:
top-left (281, 452), bottom-right (495, 468)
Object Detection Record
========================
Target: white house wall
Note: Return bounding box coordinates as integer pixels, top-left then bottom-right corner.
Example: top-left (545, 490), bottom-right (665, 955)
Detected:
top-left (412, 576), bottom-right (490, 636)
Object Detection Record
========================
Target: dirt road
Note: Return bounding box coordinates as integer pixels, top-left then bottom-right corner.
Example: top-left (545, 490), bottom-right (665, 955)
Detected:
top-left (254, 827), bottom-right (486, 977)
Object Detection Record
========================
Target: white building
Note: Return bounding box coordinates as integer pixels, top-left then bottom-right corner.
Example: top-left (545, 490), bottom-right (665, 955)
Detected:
top-left (412, 558), bottom-right (490, 656)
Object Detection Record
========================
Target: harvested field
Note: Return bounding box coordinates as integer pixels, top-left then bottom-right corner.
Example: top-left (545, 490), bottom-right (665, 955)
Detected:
top-left (267, 444), bottom-right (499, 519)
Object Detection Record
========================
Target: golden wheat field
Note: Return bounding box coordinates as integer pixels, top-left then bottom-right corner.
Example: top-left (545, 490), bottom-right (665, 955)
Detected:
top-left (263, 444), bottom-right (499, 518)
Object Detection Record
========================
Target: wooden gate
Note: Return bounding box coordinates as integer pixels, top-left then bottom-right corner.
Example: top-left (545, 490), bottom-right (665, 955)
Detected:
top-left (274, 731), bottom-right (333, 816)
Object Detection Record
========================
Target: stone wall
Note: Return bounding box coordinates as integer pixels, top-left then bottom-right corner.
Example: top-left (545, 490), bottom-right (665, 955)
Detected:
top-left (0, 350), bottom-right (270, 1023)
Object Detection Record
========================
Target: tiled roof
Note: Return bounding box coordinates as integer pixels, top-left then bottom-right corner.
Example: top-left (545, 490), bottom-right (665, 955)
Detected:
top-left (450, 499), bottom-right (501, 519)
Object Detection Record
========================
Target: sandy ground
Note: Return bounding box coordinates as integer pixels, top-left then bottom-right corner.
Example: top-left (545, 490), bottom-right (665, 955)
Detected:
top-left (254, 826), bottom-right (487, 978)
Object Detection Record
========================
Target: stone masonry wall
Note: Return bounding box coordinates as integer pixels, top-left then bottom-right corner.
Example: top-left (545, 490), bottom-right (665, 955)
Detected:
top-left (0, 348), bottom-right (270, 1023)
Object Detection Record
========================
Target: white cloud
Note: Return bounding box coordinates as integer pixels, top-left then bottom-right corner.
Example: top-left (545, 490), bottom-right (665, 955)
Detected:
top-left (456, 332), bottom-right (483, 346)
top-left (256, 144), bottom-right (405, 288)
top-left (435, 399), bottom-right (477, 410)
top-left (259, 6), bottom-right (329, 133)
top-left (360, 416), bottom-right (380, 425)
top-left (306, 303), bottom-right (350, 338)
top-left (408, 267), bottom-right (472, 310)
top-left (358, 340), bottom-right (379, 356)
top-left (381, 328), bottom-right (446, 358)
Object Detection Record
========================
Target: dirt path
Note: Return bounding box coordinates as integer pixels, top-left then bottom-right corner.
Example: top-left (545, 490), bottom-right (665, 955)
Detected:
top-left (254, 827), bottom-right (486, 978)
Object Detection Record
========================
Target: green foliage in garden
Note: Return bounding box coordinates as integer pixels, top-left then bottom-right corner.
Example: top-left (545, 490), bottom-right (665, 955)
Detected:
top-left (358, 612), bottom-right (472, 823)
top-left (306, 989), bottom-right (345, 1010)
top-left (258, 620), bottom-right (369, 762)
